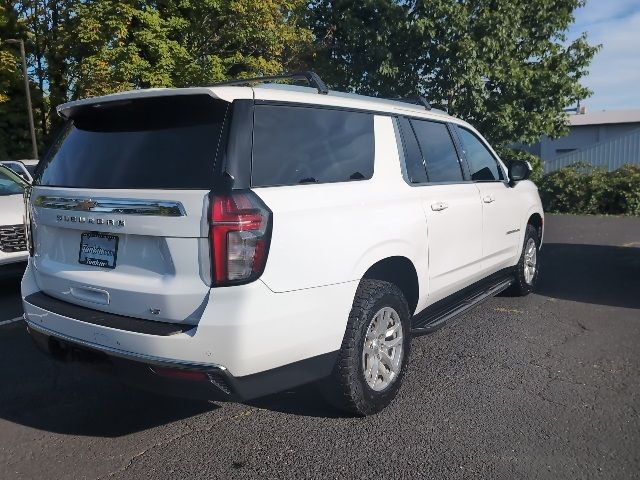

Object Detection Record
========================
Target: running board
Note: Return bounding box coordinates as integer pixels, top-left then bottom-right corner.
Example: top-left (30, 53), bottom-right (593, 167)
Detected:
top-left (411, 269), bottom-right (515, 333)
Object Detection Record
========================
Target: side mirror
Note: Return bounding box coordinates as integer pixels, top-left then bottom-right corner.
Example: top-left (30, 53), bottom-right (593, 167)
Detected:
top-left (507, 160), bottom-right (532, 187)
top-left (16, 161), bottom-right (33, 184)
top-left (1, 161), bottom-right (32, 184)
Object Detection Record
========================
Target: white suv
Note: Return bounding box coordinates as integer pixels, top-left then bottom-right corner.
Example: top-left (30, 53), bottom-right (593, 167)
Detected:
top-left (22, 72), bottom-right (543, 415)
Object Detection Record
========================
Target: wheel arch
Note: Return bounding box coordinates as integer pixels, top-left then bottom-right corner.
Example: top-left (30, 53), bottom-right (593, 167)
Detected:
top-left (361, 256), bottom-right (419, 316)
top-left (527, 212), bottom-right (543, 244)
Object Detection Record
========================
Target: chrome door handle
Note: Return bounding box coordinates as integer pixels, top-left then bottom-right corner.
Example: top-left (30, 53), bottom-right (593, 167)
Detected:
top-left (482, 195), bottom-right (495, 203)
top-left (431, 201), bottom-right (449, 212)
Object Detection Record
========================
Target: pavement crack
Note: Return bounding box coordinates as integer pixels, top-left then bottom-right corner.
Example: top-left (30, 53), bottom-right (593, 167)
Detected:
top-left (469, 379), bottom-right (569, 409)
top-left (576, 319), bottom-right (590, 331)
top-left (97, 407), bottom-right (256, 479)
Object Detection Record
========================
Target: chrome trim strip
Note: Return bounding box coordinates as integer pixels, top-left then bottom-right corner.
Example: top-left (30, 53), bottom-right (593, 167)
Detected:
top-left (26, 319), bottom-right (226, 370)
top-left (33, 196), bottom-right (186, 217)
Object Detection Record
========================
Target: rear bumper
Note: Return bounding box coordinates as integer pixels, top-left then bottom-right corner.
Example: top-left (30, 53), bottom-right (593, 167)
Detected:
top-left (27, 323), bottom-right (337, 402)
top-left (21, 260), bottom-right (356, 400)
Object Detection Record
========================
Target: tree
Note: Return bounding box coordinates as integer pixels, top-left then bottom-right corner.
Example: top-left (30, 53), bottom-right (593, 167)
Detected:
top-left (1, 0), bottom-right (311, 151)
top-left (0, 1), bottom-right (43, 158)
top-left (72, 0), bottom-right (311, 96)
top-left (12, 0), bottom-right (76, 140)
top-left (0, 3), bottom-right (16, 105)
top-left (309, 0), bottom-right (599, 149)
top-left (305, 0), bottom-right (419, 96)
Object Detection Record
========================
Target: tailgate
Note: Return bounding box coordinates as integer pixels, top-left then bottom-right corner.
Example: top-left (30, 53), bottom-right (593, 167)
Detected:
top-left (29, 94), bottom-right (231, 324)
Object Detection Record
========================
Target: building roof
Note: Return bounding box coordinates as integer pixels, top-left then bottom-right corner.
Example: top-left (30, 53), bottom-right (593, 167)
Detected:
top-left (569, 109), bottom-right (640, 126)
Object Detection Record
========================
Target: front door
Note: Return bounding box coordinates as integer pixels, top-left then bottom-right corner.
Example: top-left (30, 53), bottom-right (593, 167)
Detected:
top-left (398, 117), bottom-right (484, 302)
top-left (455, 126), bottom-right (520, 273)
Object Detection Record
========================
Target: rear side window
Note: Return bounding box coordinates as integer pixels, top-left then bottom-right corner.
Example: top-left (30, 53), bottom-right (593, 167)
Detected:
top-left (410, 120), bottom-right (463, 183)
top-left (456, 127), bottom-right (504, 181)
top-left (251, 105), bottom-right (374, 187)
top-left (36, 95), bottom-right (229, 189)
top-left (398, 117), bottom-right (428, 183)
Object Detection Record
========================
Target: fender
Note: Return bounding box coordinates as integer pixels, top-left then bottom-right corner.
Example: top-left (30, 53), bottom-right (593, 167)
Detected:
top-left (352, 237), bottom-right (430, 313)
top-left (519, 196), bottom-right (545, 250)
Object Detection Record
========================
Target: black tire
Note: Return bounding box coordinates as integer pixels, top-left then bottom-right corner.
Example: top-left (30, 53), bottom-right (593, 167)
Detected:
top-left (506, 224), bottom-right (540, 296)
top-left (321, 279), bottom-right (411, 416)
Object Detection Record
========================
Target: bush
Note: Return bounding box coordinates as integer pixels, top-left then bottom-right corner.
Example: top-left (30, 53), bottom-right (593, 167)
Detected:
top-left (537, 162), bottom-right (640, 215)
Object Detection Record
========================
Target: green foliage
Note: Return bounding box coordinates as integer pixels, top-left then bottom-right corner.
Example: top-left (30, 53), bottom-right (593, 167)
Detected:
top-left (308, 0), bottom-right (599, 149)
top-left (0, 4), bottom-right (16, 105)
top-left (305, 0), bottom-right (417, 96)
top-left (2, 0), bottom-right (311, 148)
top-left (1, 0), bottom-right (597, 161)
top-left (0, 1), bottom-right (43, 158)
top-left (495, 147), bottom-right (543, 182)
top-left (538, 162), bottom-right (640, 216)
top-left (72, 0), bottom-right (311, 98)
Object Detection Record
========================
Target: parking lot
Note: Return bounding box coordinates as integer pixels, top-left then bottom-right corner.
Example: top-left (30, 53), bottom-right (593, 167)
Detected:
top-left (1, 214), bottom-right (639, 479)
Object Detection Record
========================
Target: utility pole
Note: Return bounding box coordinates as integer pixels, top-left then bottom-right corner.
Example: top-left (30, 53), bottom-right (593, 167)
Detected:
top-left (4, 39), bottom-right (38, 159)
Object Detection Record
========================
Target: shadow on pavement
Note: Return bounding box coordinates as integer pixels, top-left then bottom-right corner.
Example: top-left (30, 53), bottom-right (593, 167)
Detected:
top-left (0, 321), bottom-right (342, 436)
top-left (3, 240), bottom-right (637, 436)
top-left (536, 243), bottom-right (640, 309)
top-left (247, 383), bottom-right (351, 419)
top-left (0, 276), bottom-right (24, 320)
top-left (0, 323), bottom-right (215, 437)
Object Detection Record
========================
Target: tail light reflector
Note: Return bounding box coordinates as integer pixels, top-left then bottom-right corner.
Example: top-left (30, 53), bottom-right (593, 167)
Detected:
top-left (151, 367), bottom-right (209, 382)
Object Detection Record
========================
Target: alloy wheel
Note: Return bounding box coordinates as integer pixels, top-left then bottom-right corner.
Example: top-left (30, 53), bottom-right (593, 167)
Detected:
top-left (362, 306), bottom-right (404, 391)
top-left (523, 237), bottom-right (537, 285)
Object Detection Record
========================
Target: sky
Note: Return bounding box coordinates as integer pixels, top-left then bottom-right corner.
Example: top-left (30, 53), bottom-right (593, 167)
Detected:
top-left (567, 0), bottom-right (640, 111)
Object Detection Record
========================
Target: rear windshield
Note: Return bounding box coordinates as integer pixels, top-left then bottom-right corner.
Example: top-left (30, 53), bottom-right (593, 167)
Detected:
top-left (35, 95), bottom-right (229, 189)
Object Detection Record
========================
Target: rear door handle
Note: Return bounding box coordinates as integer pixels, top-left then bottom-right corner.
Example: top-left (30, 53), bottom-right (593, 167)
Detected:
top-left (431, 201), bottom-right (449, 212)
top-left (482, 195), bottom-right (495, 204)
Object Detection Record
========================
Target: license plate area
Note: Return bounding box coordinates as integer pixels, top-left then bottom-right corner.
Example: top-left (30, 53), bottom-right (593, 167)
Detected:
top-left (78, 232), bottom-right (119, 269)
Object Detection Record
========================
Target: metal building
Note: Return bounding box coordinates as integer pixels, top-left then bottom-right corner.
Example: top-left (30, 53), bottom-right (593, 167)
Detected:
top-left (526, 110), bottom-right (640, 173)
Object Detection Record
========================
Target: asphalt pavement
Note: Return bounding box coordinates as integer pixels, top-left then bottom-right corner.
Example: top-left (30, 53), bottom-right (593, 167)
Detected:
top-left (0, 214), bottom-right (639, 479)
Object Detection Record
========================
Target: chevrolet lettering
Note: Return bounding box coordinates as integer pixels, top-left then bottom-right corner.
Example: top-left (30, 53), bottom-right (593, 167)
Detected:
top-left (55, 215), bottom-right (125, 227)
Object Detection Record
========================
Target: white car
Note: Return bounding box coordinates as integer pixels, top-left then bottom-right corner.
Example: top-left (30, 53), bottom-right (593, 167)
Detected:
top-left (0, 165), bottom-right (29, 278)
top-left (22, 72), bottom-right (543, 415)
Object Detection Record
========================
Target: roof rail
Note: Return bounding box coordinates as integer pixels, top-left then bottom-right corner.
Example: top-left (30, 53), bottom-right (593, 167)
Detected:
top-left (386, 96), bottom-right (433, 111)
top-left (213, 71), bottom-right (329, 95)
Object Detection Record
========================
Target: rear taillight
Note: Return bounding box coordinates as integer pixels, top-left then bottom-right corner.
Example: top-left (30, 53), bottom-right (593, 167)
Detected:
top-left (209, 190), bottom-right (272, 286)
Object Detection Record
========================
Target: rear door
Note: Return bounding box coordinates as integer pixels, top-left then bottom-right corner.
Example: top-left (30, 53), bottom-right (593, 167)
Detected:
top-left (30, 94), bottom-right (231, 324)
top-left (398, 117), bottom-right (483, 302)
top-left (454, 126), bottom-right (520, 273)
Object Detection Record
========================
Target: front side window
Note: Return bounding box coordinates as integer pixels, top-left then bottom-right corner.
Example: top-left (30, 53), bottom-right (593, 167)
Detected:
top-left (410, 119), bottom-right (463, 183)
top-left (456, 127), bottom-right (504, 181)
top-left (251, 105), bottom-right (374, 187)
top-left (0, 166), bottom-right (26, 196)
